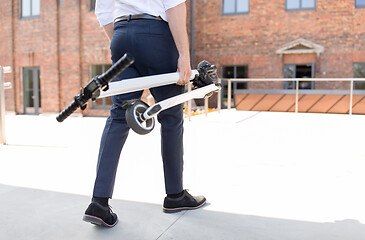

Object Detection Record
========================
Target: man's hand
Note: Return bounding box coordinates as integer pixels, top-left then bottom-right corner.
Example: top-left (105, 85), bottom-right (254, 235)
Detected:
top-left (166, 2), bottom-right (192, 85)
top-left (177, 55), bottom-right (192, 85)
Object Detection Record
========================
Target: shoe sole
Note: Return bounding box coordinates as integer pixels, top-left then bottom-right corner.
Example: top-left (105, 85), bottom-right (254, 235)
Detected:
top-left (163, 200), bottom-right (207, 213)
top-left (83, 214), bottom-right (118, 228)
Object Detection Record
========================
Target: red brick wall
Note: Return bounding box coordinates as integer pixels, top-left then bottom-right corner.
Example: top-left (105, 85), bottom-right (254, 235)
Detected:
top-left (0, 1), bottom-right (15, 111)
top-left (0, 0), bottom-right (110, 115)
top-left (192, 0), bottom-right (365, 84)
top-left (58, 0), bottom-right (82, 112)
top-left (80, 1), bottom-right (112, 116)
top-left (12, 0), bottom-right (59, 113)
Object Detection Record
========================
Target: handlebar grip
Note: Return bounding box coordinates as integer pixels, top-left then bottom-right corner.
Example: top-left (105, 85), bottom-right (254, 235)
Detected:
top-left (99, 53), bottom-right (135, 83)
top-left (56, 53), bottom-right (134, 123)
top-left (56, 101), bottom-right (79, 122)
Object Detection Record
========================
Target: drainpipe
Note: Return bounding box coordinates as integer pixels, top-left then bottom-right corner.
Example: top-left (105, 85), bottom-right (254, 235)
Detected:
top-left (78, 0), bottom-right (83, 115)
top-left (190, 0), bottom-right (194, 67)
top-left (11, 0), bottom-right (16, 113)
top-left (187, 0), bottom-right (195, 120)
top-left (56, 0), bottom-right (61, 111)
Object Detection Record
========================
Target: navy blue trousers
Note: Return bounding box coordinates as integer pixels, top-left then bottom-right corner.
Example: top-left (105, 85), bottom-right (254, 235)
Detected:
top-left (92, 20), bottom-right (185, 198)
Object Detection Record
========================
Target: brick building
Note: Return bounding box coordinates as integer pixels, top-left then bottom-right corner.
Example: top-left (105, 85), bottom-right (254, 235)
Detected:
top-left (191, 0), bottom-right (365, 112)
top-left (0, 0), bottom-right (111, 115)
top-left (1, 0), bottom-right (365, 115)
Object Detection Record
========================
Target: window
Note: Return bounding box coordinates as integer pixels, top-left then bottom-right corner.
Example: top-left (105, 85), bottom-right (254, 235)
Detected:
top-left (354, 63), bottom-right (365, 90)
top-left (222, 65), bottom-right (248, 108)
top-left (284, 64), bottom-right (315, 89)
top-left (91, 64), bottom-right (113, 109)
top-left (223, 0), bottom-right (249, 15)
top-left (21, 0), bottom-right (40, 18)
top-left (223, 65), bottom-right (248, 89)
top-left (356, 0), bottom-right (365, 8)
top-left (90, 0), bottom-right (96, 11)
top-left (286, 0), bottom-right (315, 11)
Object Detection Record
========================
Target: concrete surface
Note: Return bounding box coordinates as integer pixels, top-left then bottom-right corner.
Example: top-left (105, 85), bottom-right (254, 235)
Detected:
top-left (1, 110), bottom-right (365, 239)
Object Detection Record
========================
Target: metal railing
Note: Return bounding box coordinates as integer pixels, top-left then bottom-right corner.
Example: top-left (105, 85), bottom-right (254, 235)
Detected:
top-left (186, 78), bottom-right (222, 120)
top-left (0, 66), bottom-right (12, 144)
top-left (222, 78), bottom-right (365, 115)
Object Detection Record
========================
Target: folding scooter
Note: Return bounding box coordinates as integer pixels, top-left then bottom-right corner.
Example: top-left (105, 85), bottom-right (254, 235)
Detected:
top-left (56, 53), bottom-right (221, 135)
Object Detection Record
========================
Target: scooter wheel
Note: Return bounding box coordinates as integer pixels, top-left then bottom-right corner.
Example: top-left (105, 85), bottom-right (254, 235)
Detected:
top-left (125, 100), bottom-right (155, 135)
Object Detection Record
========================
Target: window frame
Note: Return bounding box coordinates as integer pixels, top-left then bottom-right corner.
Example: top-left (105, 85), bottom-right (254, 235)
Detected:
top-left (285, 0), bottom-right (316, 11)
top-left (89, 0), bottom-right (96, 12)
top-left (221, 65), bottom-right (249, 108)
top-left (284, 64), bottom-right (315, 90)
top-left (90, 64), bottom-right (113, 110)
top-left (22, 66), bottom-right (41, 114)
top-left (355, 0), bottom-right (365, 8)
top-left (354, 63), bottom-right (365, 90)
top-left (222, 0), bottom-right (250, 16)
top-left (222, 65), bottom-right (248, 89)
top-left (20, 0), bottom-right (41, 19)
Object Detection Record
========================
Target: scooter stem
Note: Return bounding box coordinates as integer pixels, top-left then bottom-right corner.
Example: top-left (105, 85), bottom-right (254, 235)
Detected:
top-left (98, 70), bottom-right (199, 99)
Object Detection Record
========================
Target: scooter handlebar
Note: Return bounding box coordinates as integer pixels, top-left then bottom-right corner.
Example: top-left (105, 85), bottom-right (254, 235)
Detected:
top-left (56, 100), bottom-right (79, 122)
top-left (56, 53), bottom-right (135, 122)
top-left (98, 53), bottom-right (135, 85)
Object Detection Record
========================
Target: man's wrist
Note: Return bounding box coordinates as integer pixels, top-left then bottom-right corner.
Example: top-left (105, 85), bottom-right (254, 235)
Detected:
top-left (178, 52), bottom-right (190, 59)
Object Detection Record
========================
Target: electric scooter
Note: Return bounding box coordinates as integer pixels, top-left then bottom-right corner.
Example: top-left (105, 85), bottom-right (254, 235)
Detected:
top-left (56, 53), bottom-right (221, 135)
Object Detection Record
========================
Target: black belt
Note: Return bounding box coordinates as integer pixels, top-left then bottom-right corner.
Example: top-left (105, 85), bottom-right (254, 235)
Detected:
top-left (114, 13), bottom-right (163, 23)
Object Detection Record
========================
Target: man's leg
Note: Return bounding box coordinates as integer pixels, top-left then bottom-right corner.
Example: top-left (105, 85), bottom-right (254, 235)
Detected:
top-left (84, 66), bottom-right (143, 227)
top-left (92, 117), bottom-right (129, 198)
top-left (93, 66), bottom-right (143, 198)
top-left (129, 19), bottom-right (206, 212)
top-left (150, 84), bottom-right (206, 213)
top-left (149, 85), bottom-right (184, 194)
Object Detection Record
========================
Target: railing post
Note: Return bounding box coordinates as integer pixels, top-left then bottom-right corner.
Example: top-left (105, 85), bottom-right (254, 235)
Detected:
top-left (349, 79), bottom-right (353, 115)
top-left (217, 78), bottom-right (221, 113)
top-left (204, 97), bottom-right (208, 116)
top-left (228, 79), bottom-right (232, 110)
top-left (0, 66), bottom-right (6, 144)
top-left (295, 79), bottom-right (299, 113)
top-left (187, 82), bottom-right (192, 121)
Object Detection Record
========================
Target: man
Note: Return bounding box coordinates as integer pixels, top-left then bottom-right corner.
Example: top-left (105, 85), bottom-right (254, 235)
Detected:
top-left (82, 0), bottom-right (206, 228)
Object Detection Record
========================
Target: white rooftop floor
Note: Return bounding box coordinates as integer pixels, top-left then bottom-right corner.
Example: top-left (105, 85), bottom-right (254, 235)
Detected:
top-left (1, 110), bottom-right (365, 239)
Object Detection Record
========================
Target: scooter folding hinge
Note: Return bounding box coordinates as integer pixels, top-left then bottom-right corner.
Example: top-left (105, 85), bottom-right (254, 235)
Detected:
top-left (101, 84), bottom-right (109, 92)
top-left (80, 104), bottom-right (87, 110)
top-left (121, 99), bottom-right (139, 109)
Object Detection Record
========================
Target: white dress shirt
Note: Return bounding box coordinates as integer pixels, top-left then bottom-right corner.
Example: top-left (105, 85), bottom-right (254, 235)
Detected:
top-left (95, 0), bottom-right (186, 26)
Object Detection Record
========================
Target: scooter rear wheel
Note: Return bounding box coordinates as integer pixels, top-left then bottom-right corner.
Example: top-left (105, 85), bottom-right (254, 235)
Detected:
top-left (125, 100), bottom-right (155, 135)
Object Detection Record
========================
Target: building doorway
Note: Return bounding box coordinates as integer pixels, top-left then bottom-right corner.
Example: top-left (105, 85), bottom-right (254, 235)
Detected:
top-left (23, 67), bottom-right (41, 114)
top-left (284, 64), bottom-right (315, 89)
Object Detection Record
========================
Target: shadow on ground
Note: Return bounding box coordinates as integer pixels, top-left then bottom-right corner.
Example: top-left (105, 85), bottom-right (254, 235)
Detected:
top-left (1, 184), bottom-right (364, 240)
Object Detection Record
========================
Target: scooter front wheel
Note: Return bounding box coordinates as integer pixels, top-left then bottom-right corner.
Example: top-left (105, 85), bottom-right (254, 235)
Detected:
top-left (125, 100), bottom-right (155, 135)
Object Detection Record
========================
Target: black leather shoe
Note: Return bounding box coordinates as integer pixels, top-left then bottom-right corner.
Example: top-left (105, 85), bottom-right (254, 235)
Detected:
top-left (83, 202), bottom-right (118, 227)
top-left (163, 190), bottom-right (206, 213)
